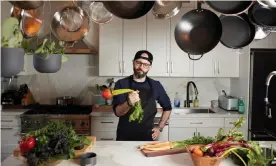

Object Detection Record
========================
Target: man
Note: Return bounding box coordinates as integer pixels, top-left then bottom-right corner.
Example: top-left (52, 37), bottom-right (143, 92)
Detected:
top-left (112, 50), bottom-right (172, 141)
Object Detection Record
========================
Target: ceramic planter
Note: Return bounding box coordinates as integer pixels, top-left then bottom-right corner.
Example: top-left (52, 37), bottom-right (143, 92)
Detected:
top-left (33, 54), bottom-right (61, 73)
top-left (1, 48), bottom-right (24, 77)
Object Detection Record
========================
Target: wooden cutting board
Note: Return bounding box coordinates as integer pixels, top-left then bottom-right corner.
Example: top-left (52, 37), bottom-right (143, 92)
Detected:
top-left (140, 148), bottom-right (187, 157)
top-left (13, 136), bottom-right (96, 166)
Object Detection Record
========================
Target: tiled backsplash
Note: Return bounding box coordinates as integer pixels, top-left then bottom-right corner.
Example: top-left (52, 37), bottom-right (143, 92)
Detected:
top-left (17, 54), bottom-right (231, 107)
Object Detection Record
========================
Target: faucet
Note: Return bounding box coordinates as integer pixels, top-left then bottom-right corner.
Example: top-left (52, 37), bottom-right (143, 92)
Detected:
top-left (186, 81), bottom-right (199, 107)
top-left (264, 71), bottom-right (276, 118)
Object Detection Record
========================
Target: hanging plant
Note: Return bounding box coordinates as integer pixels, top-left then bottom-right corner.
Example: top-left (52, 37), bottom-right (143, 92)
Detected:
top-left (34, 38), bottom-right (68, 63)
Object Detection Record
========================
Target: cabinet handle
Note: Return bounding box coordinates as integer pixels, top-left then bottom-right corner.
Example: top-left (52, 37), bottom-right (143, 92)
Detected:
top-left (171, 62), bottom-right (173, 73)
top-left (190, 122), bottom-right (203, 124)
top-left (214, 62), bottom-right (216, 74)
top-left (229, 122), bottom-right (234, 124)
top-left (100, 138), bottom-right (114, 140)
top-left (1, 127), bottom-right (13, 130)
top-left (193, 132), bottom-right (196, 136)
top-left (1, 120), bottom-right (13, 122)
top-left (101, 122), bottom-right (114, 124)
top-left (119, 61), bottom-right (122, 73)
top-left (198, 132), bottom-right (200, 136)
top-left (218, 62), bottom-right (220, 74)
top-left (167, 62), bottom-right (169, 73)
top-left (122, 61), bottom-right (125, 73)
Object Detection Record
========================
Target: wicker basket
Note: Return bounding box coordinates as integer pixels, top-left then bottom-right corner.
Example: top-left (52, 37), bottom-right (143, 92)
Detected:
top-left (186, 144), bottom-right (223, 166)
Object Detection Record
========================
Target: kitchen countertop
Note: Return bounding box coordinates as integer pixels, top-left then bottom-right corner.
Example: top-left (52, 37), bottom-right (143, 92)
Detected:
top-left (2, 141), bottom-right (276, 166)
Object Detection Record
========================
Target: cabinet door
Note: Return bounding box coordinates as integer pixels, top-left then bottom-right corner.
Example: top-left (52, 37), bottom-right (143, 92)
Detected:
top-left (214, 43), bottom-right (239, 77)
top-left (193, 52), bottom-right (216, 77)
top-left (225, 127), bottom-right (248, 140)
top-left (170, 9), bottom-right (194, 77)
top-left (122, 16), bottom-right (147, 76)
top-left (1, 127), bottom-right (20, 154)
top-left (196, 127), bottom-right (220, 138)
top-left (99, 16), bottom-right (123, 76)
top-left (146, 13), bottom-right (170, 77)
top-left (169, 127), bottom-right (196, 141)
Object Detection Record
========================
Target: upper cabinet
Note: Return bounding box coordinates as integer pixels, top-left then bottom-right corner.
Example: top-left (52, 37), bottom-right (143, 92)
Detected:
top-left (99, 8), bottom-right (240, 78)
top-left (99, 16), bottom-right (123, 76)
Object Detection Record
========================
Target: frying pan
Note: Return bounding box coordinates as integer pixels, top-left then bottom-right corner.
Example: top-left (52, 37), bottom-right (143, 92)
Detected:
top-left (248, 2), bottom-right (276, 28)
top-left (219, 13), bottom-right (255, 49)
top-left (204, 0), bottom-right (254, 15)
top-left (174, 2), bottom-right (222, 60)
top-left (102, 1), bottom-right (155, 19)
top-left (9, 1), bottom-right (44, 10)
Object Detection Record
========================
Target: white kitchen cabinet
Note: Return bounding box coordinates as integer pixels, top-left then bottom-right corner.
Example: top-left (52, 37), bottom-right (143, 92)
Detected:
top-left (169, 127), bottom-right (196, 141)
top-left (122, 15), bottom-right (147, 76)
top-left (169, 8), bottom-right (194, 77)
top-left (194, 43), bottom-right (239, 77)
top-left (146, 12), bottom-right (170, 77)
top-left (91, 117), bottom-right (118, 141)
top-left (196, 127), bottom-right (220, 137)
top-left (99, 16), bottom-right (123, 76)
top-left (1, 111), bottom-right (22, 162)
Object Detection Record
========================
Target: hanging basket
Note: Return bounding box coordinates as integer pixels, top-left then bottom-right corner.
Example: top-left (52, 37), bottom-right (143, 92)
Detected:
top-left (1, 48), bottom-right (24, 77)
top-left (33, 54), bottom-right (61, 73)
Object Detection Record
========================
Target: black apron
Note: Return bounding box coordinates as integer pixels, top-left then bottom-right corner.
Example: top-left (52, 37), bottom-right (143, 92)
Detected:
top-left (116, 76), bottom-right (157, 141)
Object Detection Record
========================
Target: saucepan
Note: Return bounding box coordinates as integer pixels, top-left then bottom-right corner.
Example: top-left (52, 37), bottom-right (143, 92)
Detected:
top-left (56, 96), bottom-right (75, 106)
top-left (51, 6), bottom-right (89, 47)
top-left (152, 1), bottom-right (182, 19)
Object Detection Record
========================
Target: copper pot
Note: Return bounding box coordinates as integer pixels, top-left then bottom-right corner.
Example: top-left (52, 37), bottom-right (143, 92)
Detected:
top-left (9, 1), bottom-right (44, 10)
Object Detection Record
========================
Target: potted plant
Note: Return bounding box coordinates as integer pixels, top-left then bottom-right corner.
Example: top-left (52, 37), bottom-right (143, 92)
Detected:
top-left (33, 38), bottom-right (68, 73)
top-left (1, 17), bottom-right (25, 77)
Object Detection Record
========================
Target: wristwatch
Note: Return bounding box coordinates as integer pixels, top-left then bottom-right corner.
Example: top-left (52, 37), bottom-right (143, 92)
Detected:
top-left (158, 127), bottom-right (163, 132)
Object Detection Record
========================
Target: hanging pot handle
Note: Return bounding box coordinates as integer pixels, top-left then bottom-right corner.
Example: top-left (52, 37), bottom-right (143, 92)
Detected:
top-left (63, 41), bottom-right (76, 48)
top-left (188, 54), bottom-right (203, 60)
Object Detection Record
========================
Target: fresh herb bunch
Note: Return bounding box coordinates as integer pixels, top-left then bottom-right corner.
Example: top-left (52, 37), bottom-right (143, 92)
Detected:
top-left (23, 121), bottom-right (91, 166)
top-left (129, 100), bottom-right (144, 123)
top-left (172, 136), bottom-right (215, 149)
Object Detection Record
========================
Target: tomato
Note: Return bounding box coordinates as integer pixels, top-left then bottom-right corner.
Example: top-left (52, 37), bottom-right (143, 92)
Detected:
top-left (19, 136), bottom-right (36, 153)
top-left (102, 89), bottom-right (112, 99)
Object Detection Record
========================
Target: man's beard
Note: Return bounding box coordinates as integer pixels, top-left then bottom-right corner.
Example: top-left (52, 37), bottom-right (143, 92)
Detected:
top-left (134, 69), bottom-right (148, 79)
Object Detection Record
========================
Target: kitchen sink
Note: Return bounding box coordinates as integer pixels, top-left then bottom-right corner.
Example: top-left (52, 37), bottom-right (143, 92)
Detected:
top-left (172, 108), bottom-right (215, 115)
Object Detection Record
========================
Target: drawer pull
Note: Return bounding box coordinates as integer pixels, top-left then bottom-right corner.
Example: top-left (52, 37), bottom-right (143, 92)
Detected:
top-left (100, 138), bottom-right (114, 140)
top-left (1, 120), bottom-right (13, 122)
top-left (190, 122), bottom-right (203, 124)
top-left (229, 122), bottom-right (234, 124)
top-left (1, 127), bottom-right (13, 130)
top-left (101, 122), bottom-right (114, 124)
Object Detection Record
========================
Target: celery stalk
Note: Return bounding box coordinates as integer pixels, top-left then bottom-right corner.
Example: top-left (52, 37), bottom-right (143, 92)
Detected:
top-left (111, 89), bottom-right (134, 96)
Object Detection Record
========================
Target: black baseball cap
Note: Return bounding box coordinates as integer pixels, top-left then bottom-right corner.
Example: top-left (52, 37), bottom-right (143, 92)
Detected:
top-left (133, 50), bottom-right (153, 64)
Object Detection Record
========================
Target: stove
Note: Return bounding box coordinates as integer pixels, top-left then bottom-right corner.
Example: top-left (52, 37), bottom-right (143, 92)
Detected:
top-left (20, 105), bottom-right (92, 136)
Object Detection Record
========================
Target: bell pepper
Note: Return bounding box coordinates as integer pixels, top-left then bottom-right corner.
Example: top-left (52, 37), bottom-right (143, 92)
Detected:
top-left (19, 136), bottom-right (36, 153)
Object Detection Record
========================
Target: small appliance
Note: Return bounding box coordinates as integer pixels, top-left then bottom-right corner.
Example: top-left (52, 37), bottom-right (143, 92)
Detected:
top-left (218, 90), bottom-right (239, 111)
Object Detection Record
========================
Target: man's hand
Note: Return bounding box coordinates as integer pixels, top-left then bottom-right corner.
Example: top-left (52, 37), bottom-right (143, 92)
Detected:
top-left (127, 90), bottom-right (140, 105)
top-left (152, 127), bottom-right (160, 140)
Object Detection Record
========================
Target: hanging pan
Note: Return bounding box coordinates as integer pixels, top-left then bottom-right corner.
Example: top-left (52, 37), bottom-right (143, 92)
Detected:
top-left (257, 0), bottom-right (276, 8)
top-left (248, 2), bottom-right (276, 29)
top-left (9, 1), bottom-right (44, 10)
top-left (102, 1), bottom-right (155, 19)
top-left (51, 6), bottom-right (89, 47)
top-left (89, 2), bottom-right (113, 25)
top-left (174, 1), bottom-right (222, 60)
top-left (152, 1), bottom-right (182, 19)
top-left (204, 0), bottom-right (254, 15)
top-left (219, 13), bottom-right (255, 49)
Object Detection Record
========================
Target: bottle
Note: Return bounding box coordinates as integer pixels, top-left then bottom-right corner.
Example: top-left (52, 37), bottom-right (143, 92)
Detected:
top-left (238, 97), bottom-right (245, 114)
top-left (193, 96), bottom-right (199, 108)
top-left (174, 92), bottom-right (181, 108)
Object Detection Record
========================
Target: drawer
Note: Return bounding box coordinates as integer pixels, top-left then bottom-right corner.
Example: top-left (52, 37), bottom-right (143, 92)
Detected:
top-left (92, 131), bottom-right (117, 141)
top-left (1, 116), bottom-right (21, 127)
top-left (169, 118), bottom-right (224, 128)
top-left (91, 118), bottom-right (118, 132)
top-left (224, 118), bottom-right (247, 127)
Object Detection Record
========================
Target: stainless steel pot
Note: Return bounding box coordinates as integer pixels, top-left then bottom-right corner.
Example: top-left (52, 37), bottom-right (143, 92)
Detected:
top-left (152, 1), bottom-right (182, 19)
top-left (56, 96), bottom-right (74, 105)
top-left (51, 6), bottom-right (89, 47)
top-left (9, 1), bottom-right (44, 10)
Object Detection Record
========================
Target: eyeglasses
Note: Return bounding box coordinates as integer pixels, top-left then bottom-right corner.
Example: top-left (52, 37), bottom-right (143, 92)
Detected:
top-left (134, 61), bottom-right (151, 68)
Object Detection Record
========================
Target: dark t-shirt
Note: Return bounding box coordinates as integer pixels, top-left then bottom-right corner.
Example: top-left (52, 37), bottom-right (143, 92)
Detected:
top-left (112, 76), bottom-right (172, 116)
